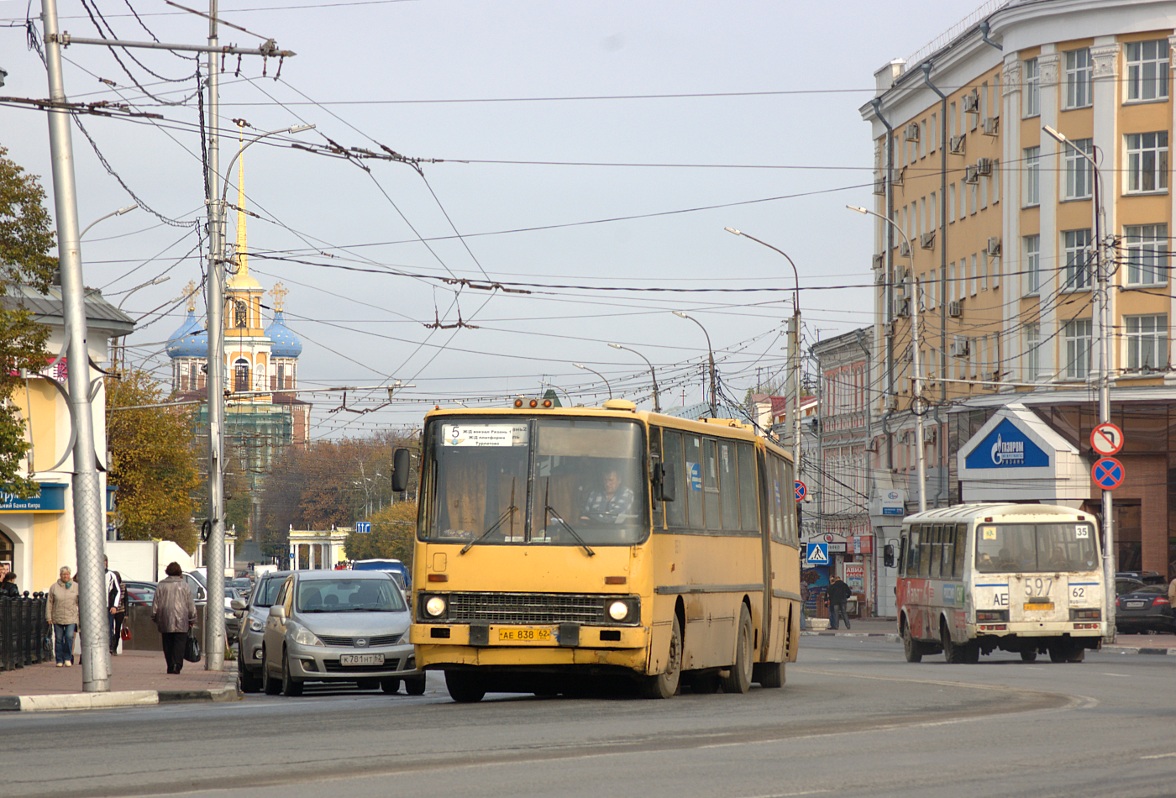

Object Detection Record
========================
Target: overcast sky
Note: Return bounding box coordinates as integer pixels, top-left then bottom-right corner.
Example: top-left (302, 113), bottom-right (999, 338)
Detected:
top-left (1, 0), bottom-right (993, 440)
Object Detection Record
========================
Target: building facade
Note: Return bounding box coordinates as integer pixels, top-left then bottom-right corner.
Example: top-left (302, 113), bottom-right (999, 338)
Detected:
top-left (861, 0), bottom-right (1176, 585)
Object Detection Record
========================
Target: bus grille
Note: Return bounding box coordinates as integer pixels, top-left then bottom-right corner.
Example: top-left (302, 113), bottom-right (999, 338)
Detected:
top-left (444, 592), bottom-right (615, 625)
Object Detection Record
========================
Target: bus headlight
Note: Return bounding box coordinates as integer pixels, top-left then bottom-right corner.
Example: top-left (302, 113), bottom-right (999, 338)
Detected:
top-left (608, 600), bottom-right (631, 622)
top-left (424, 595), bottom-right (447, 618)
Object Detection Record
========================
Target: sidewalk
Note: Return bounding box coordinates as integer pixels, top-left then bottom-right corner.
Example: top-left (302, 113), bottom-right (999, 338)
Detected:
top-left (0, 649), bottom-right (239, 712)
top-left (803, 616), bottom-right (1176, 655)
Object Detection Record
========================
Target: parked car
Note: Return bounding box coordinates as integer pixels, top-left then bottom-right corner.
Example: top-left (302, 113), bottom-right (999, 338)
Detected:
top-left (1116, 577), bottom-right (1146, 597)
top-left (1116, 570), bottom-right (1167, 586)
top-left (235, 570), bottom-right (291, 693)
top-left (261, 570), bottom-right (424, 697)
top-left (123, 580), bottom-right (157, 607)
top-left (1115, 585), bottom-right (1175, 634)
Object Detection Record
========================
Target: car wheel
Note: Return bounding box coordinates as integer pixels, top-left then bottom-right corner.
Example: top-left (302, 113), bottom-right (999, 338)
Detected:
top-left (405, 675), bottom-right (427, 696)
top-left (262, 647), bottom-right (281, 695)
top-left (281, 650), bottom-right (304, 697)
top-left (380, 678), bottom-right (401, 694)
top-left (239, 654), bottom-right (263, 693)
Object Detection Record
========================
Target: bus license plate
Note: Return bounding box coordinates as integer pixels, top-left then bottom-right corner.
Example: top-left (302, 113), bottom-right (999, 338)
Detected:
top-left (498, 628), bottom-right (554, 643)
top-left (1024, 601), bottom-right (1054, 611)
top-left (340, 654), bottom-right (384, 666)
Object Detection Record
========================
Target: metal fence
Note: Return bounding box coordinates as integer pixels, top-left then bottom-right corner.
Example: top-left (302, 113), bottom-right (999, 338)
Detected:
top-left (0, 594), bottom-right (51, 671)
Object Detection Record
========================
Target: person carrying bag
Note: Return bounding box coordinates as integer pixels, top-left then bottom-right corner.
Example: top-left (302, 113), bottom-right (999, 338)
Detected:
top-left (184, 628), bottom-right (202, 663)
top-left (151, 562), bottom-right (198, 674)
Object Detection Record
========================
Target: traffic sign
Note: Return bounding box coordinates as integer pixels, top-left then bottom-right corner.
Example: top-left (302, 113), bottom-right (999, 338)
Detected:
top-left (1090, 422), bottom-right (1123, 456)
top-left (1091, 457), bottom-right (1124, 491)
top-left (356, 521), bottom-right (372, 534)
top-left (805, 542), bottom-right (828, 565)
top-left (794, 480), bottom-right (807, 502)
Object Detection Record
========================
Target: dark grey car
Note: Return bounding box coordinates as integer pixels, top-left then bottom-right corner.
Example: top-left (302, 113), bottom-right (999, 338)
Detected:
top-left (235, 571), bottom-right (291, 693)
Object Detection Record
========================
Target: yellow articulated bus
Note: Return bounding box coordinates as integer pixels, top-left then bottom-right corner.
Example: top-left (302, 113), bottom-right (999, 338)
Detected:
top-left (405, 398), bottom-right (802, 702)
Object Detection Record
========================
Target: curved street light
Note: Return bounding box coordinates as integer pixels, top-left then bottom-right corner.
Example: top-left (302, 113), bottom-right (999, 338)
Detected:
top-left (672, 311), bottom-right (716, 417)
top-left (80, 204), bottom-right (136, 240)
top-left (573, 363), bottom-right (613, 399)
top-left (608, 342), bottom-right (660, 412)
top-left (722, 228), bottom-right (803, 475)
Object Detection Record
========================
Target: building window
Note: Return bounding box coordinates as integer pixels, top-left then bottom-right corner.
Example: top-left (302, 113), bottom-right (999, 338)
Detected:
top-left (1024, 235), bottom-right (1040, 295)
top-left (1124, 224), bottom-right (1168, 286)
top-left (233, 299), bottom-right (248, 328)
top-left (1063, 318), bottom-right (1092, 380)
top-left (1025, 323), bottom-right (1042, 381)
top-left (1023, 58), bottom-right (1040, 117)
top-left (1064, 139), bottom-right (1093, 200)
top-left (1126, 40), bottom-right (1169, 102)
top-left (1063, 229), bottom-right (1093, 290)
top-left (1023, 146), bottom-right (1039, 206)
top-left (1125, 315), bottom-right (1168, 370)
top-left (1064, 48), bottom-right (1092, 109)
top-left (1125, 132), bottom-right (1168, 193)
top-left (233, 359), bottom-right (250, 393)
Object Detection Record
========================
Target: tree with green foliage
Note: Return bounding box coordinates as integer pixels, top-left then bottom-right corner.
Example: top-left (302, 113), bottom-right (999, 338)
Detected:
top-left (0, 147), bottom-right (58, 497)
top-left (106, 368), bottom-right (201, 551)
top-left (344, 500), bottom-right (417, 566)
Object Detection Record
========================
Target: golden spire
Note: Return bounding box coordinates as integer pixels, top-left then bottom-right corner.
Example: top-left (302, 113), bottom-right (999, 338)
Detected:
top-left (228, 121), bottom-right (261, 290)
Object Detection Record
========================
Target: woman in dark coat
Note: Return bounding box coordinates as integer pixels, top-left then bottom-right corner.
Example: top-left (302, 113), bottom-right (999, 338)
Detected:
top-left (151, 562), bottom-right (197, 674)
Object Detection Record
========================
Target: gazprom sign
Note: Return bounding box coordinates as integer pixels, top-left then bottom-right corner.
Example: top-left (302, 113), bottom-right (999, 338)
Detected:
top-left (963, 419), bottom-right (1050, 470)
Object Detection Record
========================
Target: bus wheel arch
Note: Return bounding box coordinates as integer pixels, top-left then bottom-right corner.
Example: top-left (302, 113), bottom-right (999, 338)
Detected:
top-left (720, 600), bottom-right (753, 694)
top-left (641, 607), bottom-right (683, 699)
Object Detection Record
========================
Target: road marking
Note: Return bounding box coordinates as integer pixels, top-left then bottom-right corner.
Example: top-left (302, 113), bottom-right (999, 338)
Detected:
top-left (1140, 752), bottom-right (1176, 760)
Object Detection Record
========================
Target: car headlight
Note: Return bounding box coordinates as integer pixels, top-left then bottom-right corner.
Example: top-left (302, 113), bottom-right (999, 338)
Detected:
top-left (248, 618), bottom-right (265, 633)
top-left (291, 625), bottom-right (324, 647)
top-left (424, 595), bottom-right (447, 618)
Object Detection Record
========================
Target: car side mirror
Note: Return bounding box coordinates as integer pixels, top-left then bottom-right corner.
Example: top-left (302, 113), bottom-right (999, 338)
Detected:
top-left (268, 605), bottom-right (286, 620)
top-left (230, 598), bottom-right (247, 611)
top-left (197, 587), bottom-right (207, 601)
top-left (883, 543), bottom-right (895, 568)
top-left (391, 447), bottom-right (411, 493)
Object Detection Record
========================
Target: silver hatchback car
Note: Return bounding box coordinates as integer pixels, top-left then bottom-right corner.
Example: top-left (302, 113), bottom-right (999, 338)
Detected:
top-left (234, 570), bottom-right (291, 693)
top-left (261, 570), bottom-right (424, 697)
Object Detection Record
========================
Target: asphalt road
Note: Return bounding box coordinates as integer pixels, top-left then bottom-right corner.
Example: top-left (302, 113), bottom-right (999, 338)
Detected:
top-left (3, 636), bottom-right (1173, 798)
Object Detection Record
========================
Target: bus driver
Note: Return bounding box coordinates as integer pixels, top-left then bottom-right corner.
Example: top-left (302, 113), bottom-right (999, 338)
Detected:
top-left (580, 468), bottom-right (634, 525)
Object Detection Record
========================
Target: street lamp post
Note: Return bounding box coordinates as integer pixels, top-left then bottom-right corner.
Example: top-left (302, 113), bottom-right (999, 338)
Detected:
top-left (1043, 124), bottom-right (1115, 639)
top-left (608, 342), bottom-right (660, 412)
top-left (204, 123), bottom-right (314, 670)
top-left (80, 204), bottom-right (136, 240)
top-left (573, 363), bottom-right (612, 399)
top-left (847, 205), bottom-right (927, 513)
top-left (672, 311), bottom-right (717, 417)
top-left (723, 227), bottom-right (804, 484)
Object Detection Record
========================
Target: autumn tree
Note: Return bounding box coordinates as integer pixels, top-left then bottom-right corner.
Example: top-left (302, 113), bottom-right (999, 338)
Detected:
top-left (0, 147), bottom-right (57, 497)
top-left (106, 368), bottom-right (201, 551)
top-left (344, 500), bottom-right (417, 565)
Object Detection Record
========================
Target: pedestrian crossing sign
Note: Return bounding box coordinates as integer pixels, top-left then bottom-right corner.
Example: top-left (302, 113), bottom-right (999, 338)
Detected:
top-left (806, 542), bottom-right (829, 565)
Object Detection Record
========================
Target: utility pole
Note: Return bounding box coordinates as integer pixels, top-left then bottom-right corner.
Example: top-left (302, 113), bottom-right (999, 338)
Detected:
top-left (41, 0), bottom-right (110, 692)
top-left (909, 276), bottom-right (927, 513)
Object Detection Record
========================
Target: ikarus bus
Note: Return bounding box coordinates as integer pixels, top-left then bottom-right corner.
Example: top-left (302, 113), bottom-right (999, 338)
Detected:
top-left (894, 502), bottom-right (1106, 663)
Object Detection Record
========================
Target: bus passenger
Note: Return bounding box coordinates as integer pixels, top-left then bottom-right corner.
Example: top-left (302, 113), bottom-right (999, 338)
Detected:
top-left (580, 468), bottom-right (634, 525)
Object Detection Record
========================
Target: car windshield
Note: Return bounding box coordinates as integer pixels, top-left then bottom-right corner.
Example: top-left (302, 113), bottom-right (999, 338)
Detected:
top-left (296, 579), bottom-right (406, 613)
top-left (975, 521), bottom-right (1100, 573)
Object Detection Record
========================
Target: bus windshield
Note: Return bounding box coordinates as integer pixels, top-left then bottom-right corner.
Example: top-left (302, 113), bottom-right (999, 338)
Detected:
top-left (974, 521), bottom-right (1099, 573)
top-left (421, 416), bottom-right (647, 546)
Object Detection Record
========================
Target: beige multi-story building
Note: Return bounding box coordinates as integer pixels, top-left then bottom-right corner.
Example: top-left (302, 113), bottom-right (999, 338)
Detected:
top-left (861, 0), bottom-right (1176, 593)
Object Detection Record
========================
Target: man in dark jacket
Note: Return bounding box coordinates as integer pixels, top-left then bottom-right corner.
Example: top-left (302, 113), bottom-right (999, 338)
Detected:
top-left (827, 575), bottom-right (853, 630)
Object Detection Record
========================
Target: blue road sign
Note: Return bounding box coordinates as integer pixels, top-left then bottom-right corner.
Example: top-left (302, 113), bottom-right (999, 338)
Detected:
top-left (806, 542), bottom-right (829, 565)
top-left (356, 521), bottom-right (372, 534)
top-left (1091, 457), bottom-right (1124, 491)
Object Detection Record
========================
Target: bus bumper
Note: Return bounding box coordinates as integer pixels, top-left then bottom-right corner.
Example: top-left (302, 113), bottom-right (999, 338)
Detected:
top-left (411, 623), bottom-right (649, 671)
top-left (970, 621), bottom-right (1106, 639)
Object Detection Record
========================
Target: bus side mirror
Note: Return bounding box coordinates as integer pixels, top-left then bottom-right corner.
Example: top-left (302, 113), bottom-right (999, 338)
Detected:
top-left (391, 447), bottom-right (411, 493)
top-left (654, 460), bottom-right (676, 503)
top-left (883, 543), bottom-right (895, 568)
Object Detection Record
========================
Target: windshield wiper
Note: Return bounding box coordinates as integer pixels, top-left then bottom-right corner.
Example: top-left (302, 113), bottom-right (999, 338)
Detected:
top-left (544, 506), bottom-right (595, 557)
top-left (461, 480), bottom-right (518, 555)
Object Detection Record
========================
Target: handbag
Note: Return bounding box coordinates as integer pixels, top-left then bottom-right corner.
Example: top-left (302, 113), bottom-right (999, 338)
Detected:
top-left (121, 625), bottom-right (131, 641)
top-left (184, 629), bottom-right (202, 663)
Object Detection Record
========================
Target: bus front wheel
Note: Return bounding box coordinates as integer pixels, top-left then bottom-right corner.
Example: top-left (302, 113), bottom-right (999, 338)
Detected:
top-left (720, 605), bottom-right (753, 694)
top-left (445, 671), bottom-right (486, 703)
top-left (902, 622), bottom-right (923, 663)
top-left (642, 615), bottom-right (682, 699)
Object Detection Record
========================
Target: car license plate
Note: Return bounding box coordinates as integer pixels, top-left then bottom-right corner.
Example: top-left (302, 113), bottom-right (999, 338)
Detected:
top-left (1125, 600), bottom-right (1146, 609)
top-left (498, 627), bottom-right (554, 643)
top-left (339, 653), bottom-right (384, 666)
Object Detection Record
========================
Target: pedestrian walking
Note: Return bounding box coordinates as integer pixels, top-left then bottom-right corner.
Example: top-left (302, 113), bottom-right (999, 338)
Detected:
top-left (105, 557), bottom-right (126, 655)
top-left (800, 581), bottom-right (810, 630)
top-left (0, 571), bottom-right (19, 598)
top-left (46, 566), bottom-right (79, 666)
top-left (151, 562), bottom-right (197, 674)
top-left (827, 574), bottom-right (853, 631)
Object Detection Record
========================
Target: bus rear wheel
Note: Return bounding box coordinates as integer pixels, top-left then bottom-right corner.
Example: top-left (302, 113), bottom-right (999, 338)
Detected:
top-left (1020, 649), bottom-right (1038, 663)
top-left (641, 615), bottom-right (682, 699)
top-left (902, 621), bottom-right (923, 663)
top-left (754, 661), bottom-right (784, 688)
top-left (445, 671), bottom-right (486, 703)
top-left (720, 605), bottom-right (753, 694)
top-left (942, 623), bottom-right (967, 664)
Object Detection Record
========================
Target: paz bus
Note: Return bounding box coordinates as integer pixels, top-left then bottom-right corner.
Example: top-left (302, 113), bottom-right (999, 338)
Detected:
top-left (894, 502), bottom-right (1106, 664)
top-left (403, 398), bottom-right (802, 702)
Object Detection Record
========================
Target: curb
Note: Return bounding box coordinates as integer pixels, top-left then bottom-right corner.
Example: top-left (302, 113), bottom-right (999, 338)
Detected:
top-left (0, 683), bottom-right (240, 712)
top-left (804, 629), bottom-right (1175, 656)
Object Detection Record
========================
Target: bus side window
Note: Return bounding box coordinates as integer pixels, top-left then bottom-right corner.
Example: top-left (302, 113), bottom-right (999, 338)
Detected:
top-left (896, 535), bottom-right (907, 572)
top-left (686, 435), bottom-right (704, 531)
top-left (649, 427), bottom-right (664, 529)
top-left (719, 441), bottom-right (740, 531)
top-left (703, 438), bottom-right (720, 531)
top-left (941, 525), bottom-right (955, 578)
top-left (737, 443), bottom-right (757, 533)
top-left (906, 528), bottom-right (921, 576)
top-left (928, 526), bottom-right (940, 579)
top-left (953, 524), bottom-right (967, 576)
top-left (918, 526), bottom-right (932, 578)
top-left (663, 430), bottom-right (686, 530)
